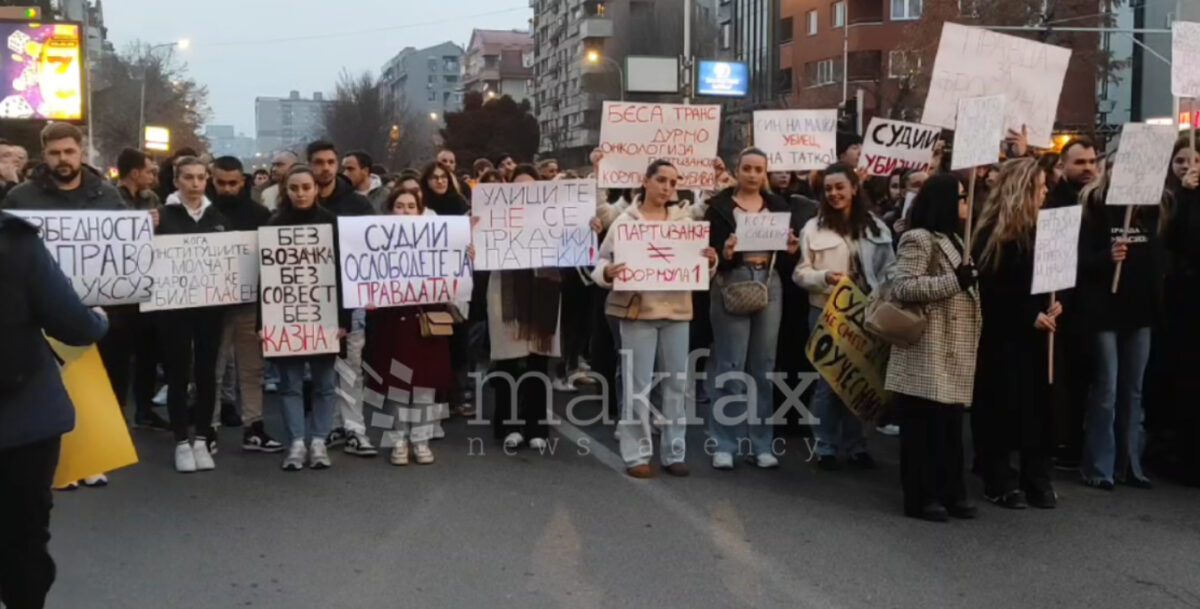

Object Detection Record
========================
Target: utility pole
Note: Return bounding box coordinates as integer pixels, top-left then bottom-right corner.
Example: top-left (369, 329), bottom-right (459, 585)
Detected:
top-left (682, 0), bottom-right (692, 105)
top-left (842, 0), bottom-right (849, 102)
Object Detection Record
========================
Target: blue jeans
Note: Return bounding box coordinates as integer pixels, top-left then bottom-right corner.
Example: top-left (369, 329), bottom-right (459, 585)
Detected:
top-left (706, 267), bottom-right (782, 456)
top-left (275, 356), bottom-right (337, 444)
top-left (807, 307), bottom-right (867, 458)
top-left (618, 319), bottom-right (689, 467)
top-left (1082, 327), bottom-right (1151, 483)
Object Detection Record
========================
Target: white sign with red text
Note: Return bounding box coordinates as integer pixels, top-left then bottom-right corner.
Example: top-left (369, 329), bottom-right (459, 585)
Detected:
top-left (858, 118), bottom-right (941, 177)
top-left (258, 224), bottom-right (340, 357)
top-left (753, 109), bottom-right (837, 171)
top-left (598, 102), bottom-right (721, 190)
top-left (612, 221), bottom-right (711, 291)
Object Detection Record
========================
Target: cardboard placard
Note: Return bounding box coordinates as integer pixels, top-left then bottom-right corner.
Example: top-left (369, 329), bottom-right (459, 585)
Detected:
top-left (858, 118), bottom-right (941, 176)
top-left (258, 224), bottom-right (340, 357)
top-left (597, 102), bottom-right (721, 189)
top-left (922, 22), bottom-right (1071, 147)
top-left (752, 109), bottom-right (838, 171)
top-left (472, 179), bottom-right (597, 270)
top-left (733, 210), bottom-right (791, 251)
top-left (1031, 205), bottom-right (1082, 295)
top-left (51, 340), bottom-right (138, 487)
top-left (951, 95), bottom-right (1006, 170)
top-left (1108, 123), bottom-right (1178, 206)
top-left (1172, 21), bottom-right (1200, 98)
top-left (612, 221), bottom-right (710, 291)
top-left (337, 215), bottom-right (473, 309)
top-left (11, 209), bottom-right (154, 305)
top-left (140, 231), bottom-right (259, 312)
top-left (805, 278), bottom-right (891, 422)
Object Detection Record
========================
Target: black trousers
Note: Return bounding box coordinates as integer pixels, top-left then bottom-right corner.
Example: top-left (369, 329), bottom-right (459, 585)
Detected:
top-left (491, 354), bottom-right (551, 441)
top-left (449, 321), bottom-right (473, 405)
top-left (0, 437), bottom-right (60, 609)
top-left (558, 271), bottom-right (593, 373)
top-left (973, 388), bottom-right (1054, 498)
top-left (97, 308), bottom-right (163, 419)
top-left (896, 395), bottom-right (966, 513)
top-left (158, 308), bottom-right (224, 443)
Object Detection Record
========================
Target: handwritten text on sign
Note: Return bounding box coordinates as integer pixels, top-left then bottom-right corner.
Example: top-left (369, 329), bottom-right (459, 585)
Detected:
top-left (597, 102), bottom-right (721, 189)
top-left (141, 231), bottom-right (259, 312)
top-left (338, 215), bottom-right (473, 309)
top-left (753, 109), bottom-right (837, 172)
top-left (805, 277), bottom-right (891, 422)
top-left (1108, 123), bottom-right (1177, 206)
top-left (922, 23), bottom-right (1071, 147)
top-left (858, 118), bottom-right (941, 177)
top-left (734, 210), bottom-right (791, 251)
top-left (951, 95), bottom-right (1006, 170)
top-left (1031, 205), bottom-right (1082, 295)
top-left (258, 225), bottom-right (340, 357)
top-left (12, 210), bottom-right (154, 305)
top-left (612, 221), bottom-right (710, 291)
top-left (472, 179), bottom-right (597, 270)
top-left (1172, 22), bottom-right (1200, 98)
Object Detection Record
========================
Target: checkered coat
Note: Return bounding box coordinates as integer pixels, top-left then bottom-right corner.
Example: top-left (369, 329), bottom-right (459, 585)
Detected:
top-left (884, 229), bottom-right (981, 405)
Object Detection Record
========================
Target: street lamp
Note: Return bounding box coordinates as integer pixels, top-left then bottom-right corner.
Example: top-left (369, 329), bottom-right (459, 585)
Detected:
top-left (585, 50), bottom-right (625, 101)
top-left (429, 112), bottom-right (439, 121)
top-left (139, 39), bottom-right (189, 150)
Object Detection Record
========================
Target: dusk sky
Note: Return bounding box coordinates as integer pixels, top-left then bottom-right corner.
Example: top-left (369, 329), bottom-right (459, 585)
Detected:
top-left (104, 0), bottom-right (531, 135)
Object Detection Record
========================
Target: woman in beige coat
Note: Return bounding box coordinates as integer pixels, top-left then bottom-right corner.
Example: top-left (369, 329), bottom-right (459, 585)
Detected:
top-left (885, 174), bottom-right (981, 522)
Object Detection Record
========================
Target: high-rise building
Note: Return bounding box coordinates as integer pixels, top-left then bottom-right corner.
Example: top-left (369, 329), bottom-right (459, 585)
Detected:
top-left (206, 125), bottom-right (257, 161)
top-left (462, 29), bottom-right (535, 102)
top-left (255, 91), bottom-right (329, 156)
top-left (379, 42), bottom-right (464, 121)
top-left (58, 0), bottom-right (113, 81)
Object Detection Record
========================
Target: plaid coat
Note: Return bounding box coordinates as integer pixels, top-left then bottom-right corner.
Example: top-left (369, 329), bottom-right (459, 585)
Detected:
top-left (884, 229), bottom-right (981, 405)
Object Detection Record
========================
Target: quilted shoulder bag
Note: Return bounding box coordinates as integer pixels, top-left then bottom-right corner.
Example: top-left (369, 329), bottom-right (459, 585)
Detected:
top-left (720, 253), bottom-right (776, 316)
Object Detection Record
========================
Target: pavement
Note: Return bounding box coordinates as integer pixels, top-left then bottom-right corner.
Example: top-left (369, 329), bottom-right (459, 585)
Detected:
top-left (46, 392), bottom-right (1200, 609)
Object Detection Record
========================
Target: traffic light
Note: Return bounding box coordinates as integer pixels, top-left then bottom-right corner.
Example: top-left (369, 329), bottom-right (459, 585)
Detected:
top-left (837, 101), bottom-right (857, 134)
top-left (0, 7), bottom-right (41, 19)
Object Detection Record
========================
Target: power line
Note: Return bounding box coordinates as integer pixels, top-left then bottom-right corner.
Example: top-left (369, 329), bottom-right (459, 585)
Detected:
top-left (202, 6), bottom-right (529, 47)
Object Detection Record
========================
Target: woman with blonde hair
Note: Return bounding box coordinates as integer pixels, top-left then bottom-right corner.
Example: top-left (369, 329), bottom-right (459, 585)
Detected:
top-left (970, 157), bottom-right (1061, 509)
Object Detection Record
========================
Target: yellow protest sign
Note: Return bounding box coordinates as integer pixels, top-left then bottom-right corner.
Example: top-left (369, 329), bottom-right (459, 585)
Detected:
top-left (49, 339), bottom-right (138, 487)
top-left (804, 277), bottom-right (891, 421)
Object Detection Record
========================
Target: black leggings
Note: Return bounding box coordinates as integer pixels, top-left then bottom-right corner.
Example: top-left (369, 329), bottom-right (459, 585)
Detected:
top-left (490, 354), bottom-right (551, 441)
top-left (158, 308), bottom-right (224, 443)
top-left (0, 437), bottom-right (60, 609)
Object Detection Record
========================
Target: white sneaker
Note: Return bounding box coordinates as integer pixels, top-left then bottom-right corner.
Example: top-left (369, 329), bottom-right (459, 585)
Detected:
top-left (192, 439), bottom-right (215, 471)
top-left (712, 452), bottom-right (734, 470)
top-left (343, 432), bottom-right (378, 457)
top-left (309, 440), bottom-right (332, 469)
top-left (282, 442), bottom-right (306, 471)
top-left (390, 440), bottom-right (410, 466)
top-left (414, 442), bottom-right (435, 465)
top-left (432, 419), bottom-right (446, 440)
top-left (175, 442), bottom-right (197, 473)
top-left (503, 432), bottom-right (524, 450)
top-left (529, 438), bottom-right (548, 451)
top-left (152, 385), bottom-right (169, 406)
top-left (875, 424), bottom-right (900, 437)
top-left (82, 474), bottom-right (109, 487)
top-left (754, 453), bottom-right (780, 469)
top-left (552, 377), bottom-right (578, 393)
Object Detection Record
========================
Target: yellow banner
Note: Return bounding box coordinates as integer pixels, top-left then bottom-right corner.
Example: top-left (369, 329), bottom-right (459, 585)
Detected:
top-left (50, 340), bottom-right (138, 487)
top-left (804, 277), bottom-right (891, 422)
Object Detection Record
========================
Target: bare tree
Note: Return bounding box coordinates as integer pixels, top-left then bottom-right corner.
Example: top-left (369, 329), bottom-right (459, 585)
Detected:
top-left (321, 70), bottom-right (396, 163)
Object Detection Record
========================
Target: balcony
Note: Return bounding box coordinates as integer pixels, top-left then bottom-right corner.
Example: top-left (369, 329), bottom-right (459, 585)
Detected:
top-left (580, 16), bottom-right (613, 39)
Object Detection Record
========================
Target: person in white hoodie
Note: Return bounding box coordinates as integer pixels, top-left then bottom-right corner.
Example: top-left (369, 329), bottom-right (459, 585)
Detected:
top-left (592, 159), bottom-right (718, 478)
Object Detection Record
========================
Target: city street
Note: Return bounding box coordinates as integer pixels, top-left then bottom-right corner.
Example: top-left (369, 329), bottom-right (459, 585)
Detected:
top-left (48, 399), bottom-right (1200, 609)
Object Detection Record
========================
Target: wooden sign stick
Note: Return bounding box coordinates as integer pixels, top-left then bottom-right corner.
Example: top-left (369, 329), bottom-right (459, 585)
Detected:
top-left (964, 169), bottom-right (977, 262)
top-left (1048, 291), bottom-right (1056, 385)
top-left (1110, 206), bottom-right (1134, 294)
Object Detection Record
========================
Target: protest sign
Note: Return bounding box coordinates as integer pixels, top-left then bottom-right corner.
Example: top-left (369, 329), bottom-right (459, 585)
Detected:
top-left (140, 231), bottom-right (259, 312)
top-left (1108, 123), bottom-right (1177, 206)
top-left (922, 22), bottom-right (1071, 147)
top-left (472, 179), bottom-right (597, 270)
top-left (51, 340), bottom-right (138, 487)
top-left (951, 95), bottom-right (1006, 170)
top-left (1031, 206), bottom-right (1082, 295)
top-left (597, 101), bottom-right (721, 189)
top-left (805, 277), bottom-right (891, 422)
top-left (1172, 22), bottom-right (1200, 98)
top-left (11, 209), bottom-right (154, 305)
top-left (258, 224), bottom-right (340, 357)
top-left (612, 221), bottom-right (710, 291)
top-left (752, 109), bottom-right (838, 171)
top-left (337, 215), bottom-right (473, 308)
top-left (733, 210), bottom-right (791, 251)
top-left (859, 118), bottom-right (941, 176)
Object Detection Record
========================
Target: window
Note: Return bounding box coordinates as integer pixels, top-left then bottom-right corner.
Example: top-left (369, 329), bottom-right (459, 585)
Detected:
top-left (778, 68), bottom-right (793, 93)
top-left (779, 17), bottom-right (793, 43)
top-left (444, 56), bottom-right (459, 72)
top-left (832, 1), bottom-right (845, 27)
top-left (891, 0), bottom-right (921, 20)
top-left (888, 50), bottom-right (922, 78)
top-left (958, 0), bottom-right (980, 17)
top-left (807, 10), bottom-right (818, 35)
top-left (813, 59), bottom-right (836, 85)
top-left (720, 22), bottom-right (732, 49)
top-left (428, 90), bottom-right (437, 101)
top-left (427, 74), bottom-right (436, 86)
top-left (428, 57), bottom-right (439, 72)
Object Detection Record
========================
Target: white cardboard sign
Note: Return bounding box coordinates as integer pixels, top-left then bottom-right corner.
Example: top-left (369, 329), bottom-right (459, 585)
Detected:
top-left (612, 221), bottom-right (711, 291)
top-left (752, 109), bottom-right (838, 171)
top-left (734, 210), bottom-right (791, 251)
top-left (1172, 22), bottom-right (1200, 98)
top-left (471, 179), bottom-right (597, 270)
top-left (858, 118), bottom-right (941, 176)
top-left (1108, 123), bottom-right (1178, 206)
top-left (1031, 205), bottom-right (1082, 295)
top-left (337, 215), bottom-right (473, 309)
top-left (597, 102), bottom-right (721, 189)
top-left (258, 224), bottom-right (340, 357)
top-left (141, 231), bottom-right (259, 312)
top-left (951, 95), bottom-right (1006, 170)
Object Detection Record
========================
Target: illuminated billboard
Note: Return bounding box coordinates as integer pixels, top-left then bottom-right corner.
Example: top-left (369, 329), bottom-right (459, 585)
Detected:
top-left (695, 60), bottom-right (748, 98)
top-left (0, 20), bottom-right (84, 121)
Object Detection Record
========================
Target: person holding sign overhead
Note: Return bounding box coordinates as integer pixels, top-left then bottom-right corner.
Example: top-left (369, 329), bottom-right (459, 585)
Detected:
top-left (592, 159), bottom-right (718, 478)
top-left (706, 148), bottom-right (801, 471)
top-left (793, 162), bottom-right (895, 471)
top-left (970, 158), bottom-right (1060, 509)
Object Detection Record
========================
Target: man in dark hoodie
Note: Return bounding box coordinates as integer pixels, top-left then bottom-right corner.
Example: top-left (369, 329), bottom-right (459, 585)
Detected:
top-left (306, 140), bottom-right (378, 457)
top-left (211, 156), bottom-right (283, 453)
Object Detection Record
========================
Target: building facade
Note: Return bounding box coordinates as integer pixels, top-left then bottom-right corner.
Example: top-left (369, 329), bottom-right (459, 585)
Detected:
top-left (254, 91), bottom-right (328, 155)
top-left (379, 41), bottom-right (464, 122)
top-left (462, 29), bottom-right (535, 102)
top-left (206, 124), bottom-right (256, 161)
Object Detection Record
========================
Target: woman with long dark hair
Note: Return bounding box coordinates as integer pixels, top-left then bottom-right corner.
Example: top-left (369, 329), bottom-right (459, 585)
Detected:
top-left (794, 162), bottom-right (895, 470)
top-left (421, 161), bottom-right (469, 217)
top-left (886, 174), bottom-right (980, 521)
top-left (971, 158), bottom-right (1059, 508)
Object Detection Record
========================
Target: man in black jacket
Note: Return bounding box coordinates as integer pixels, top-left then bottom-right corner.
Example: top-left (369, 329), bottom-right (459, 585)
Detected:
top-left (1049, 137), bottom-right (1098, 209)
top-left (210, 156), bottom-right (282, 453)
top-left (0, 211), bottom-right (108, 609)
top-left (308, 140), bottom-right (375, 217)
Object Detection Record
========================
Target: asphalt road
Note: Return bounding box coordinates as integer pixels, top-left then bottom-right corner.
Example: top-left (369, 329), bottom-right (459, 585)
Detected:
top-left (46, 394), bottom-right (1200, 609)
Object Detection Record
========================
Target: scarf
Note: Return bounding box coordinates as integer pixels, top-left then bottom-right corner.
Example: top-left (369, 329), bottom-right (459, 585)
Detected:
top-left (500, 268), bottom-right (561, 354)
